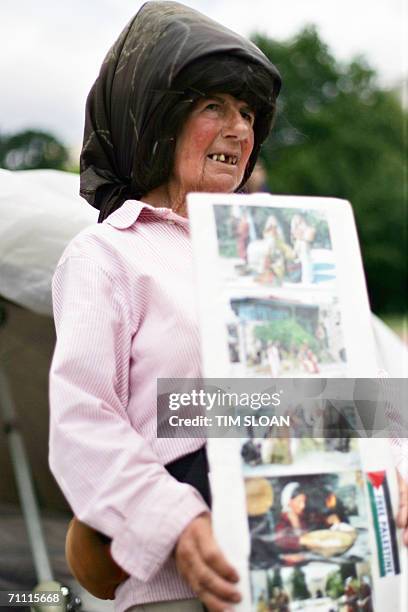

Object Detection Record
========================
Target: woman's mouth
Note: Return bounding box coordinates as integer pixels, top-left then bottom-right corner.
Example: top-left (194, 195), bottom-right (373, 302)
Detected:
top-left (207, 153), bottom-right (238, 166)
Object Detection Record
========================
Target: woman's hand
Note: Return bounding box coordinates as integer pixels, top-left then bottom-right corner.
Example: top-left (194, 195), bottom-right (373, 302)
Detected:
top-left (396, 469), bottom-right (408, 546)
top-left (174, 512), bottom-right (242, 612)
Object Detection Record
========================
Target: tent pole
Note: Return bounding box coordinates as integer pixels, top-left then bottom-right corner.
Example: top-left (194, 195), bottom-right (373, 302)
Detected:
top-left (0, 366), bottom-right (53, 583)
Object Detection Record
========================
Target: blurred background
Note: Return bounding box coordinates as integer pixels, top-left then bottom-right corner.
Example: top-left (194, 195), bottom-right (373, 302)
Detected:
top-left (1, 0), bottom-right (406, 320)
top-left (0, 0), bottom-right (406, 608)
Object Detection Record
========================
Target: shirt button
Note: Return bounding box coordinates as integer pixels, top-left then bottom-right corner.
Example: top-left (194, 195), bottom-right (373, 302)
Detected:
top-left (167, 220), bottom-right (176, 225)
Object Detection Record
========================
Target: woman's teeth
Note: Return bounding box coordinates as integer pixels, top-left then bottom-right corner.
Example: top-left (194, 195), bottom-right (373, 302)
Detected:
top-left (209, 154), bottom-right (238, 165)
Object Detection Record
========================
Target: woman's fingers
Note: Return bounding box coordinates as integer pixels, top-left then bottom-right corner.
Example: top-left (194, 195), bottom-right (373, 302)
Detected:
top-left (396, 469), bottom-right (408, 528)
top-left (178, 554), bottom-right (240, 611)
top-left (198, 590), bottom-right (237, 612)
top-left (395, 469), bottom-right (408, 546)
top-left (197, 558), bottom-right (240, 599)
top-left (197, 532), bottom-right (239, 583)
top-left (191, 559), bottom-right (241, 605)
top-left (175, 513), bottom-right (241, 611)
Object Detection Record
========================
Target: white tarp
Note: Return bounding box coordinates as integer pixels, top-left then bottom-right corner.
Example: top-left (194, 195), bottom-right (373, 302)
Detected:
top-left (0, 169), bottom-right (96, 315)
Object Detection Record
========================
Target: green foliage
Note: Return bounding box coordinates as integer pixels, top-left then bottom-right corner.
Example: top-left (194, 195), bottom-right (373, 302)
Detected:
top-left (325, 569), bottom-right (344, 599)
top-left (254, 319), bottom-right (318, 353)
top-left (253, 26), bottom-right (407, 314)
top-left (380, 314), bottom-right (407, 341)
top-left (0, 129), bottom-right (68, 171)
top-left (291, 566), bottom-right (311, 600)
top-left (219, 240), bottom-right (238, 258)
top-left (269, 567), bottom-right (283, 594)
top-left (215, 205), bottom-right (239, 257)
top-left (65, 161), bottom-right (80, 174)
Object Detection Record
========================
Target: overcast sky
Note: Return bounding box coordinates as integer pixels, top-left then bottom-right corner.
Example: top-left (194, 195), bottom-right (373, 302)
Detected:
top-left (1, 0), bottom-right (406, 149)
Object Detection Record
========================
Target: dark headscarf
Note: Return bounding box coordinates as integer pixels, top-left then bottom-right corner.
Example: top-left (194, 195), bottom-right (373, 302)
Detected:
top-left (80, 1), bottom-right (281, 221)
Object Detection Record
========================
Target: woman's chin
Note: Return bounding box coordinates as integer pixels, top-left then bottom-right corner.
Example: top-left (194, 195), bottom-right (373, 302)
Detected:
top-left (201, 176), bottom-right (240, 194)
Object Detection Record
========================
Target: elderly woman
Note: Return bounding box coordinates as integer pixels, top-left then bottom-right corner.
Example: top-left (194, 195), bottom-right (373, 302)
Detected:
top-left (49, 2), bottom-right (281, 612)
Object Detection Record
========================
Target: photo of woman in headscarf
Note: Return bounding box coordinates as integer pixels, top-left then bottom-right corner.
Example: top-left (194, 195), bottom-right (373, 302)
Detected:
top-left (48, 2), bottom-right (281, 611)
top-left (247, 474), bottom-right (362, 575)
top-left (274, 482), bottom-right (309, 556)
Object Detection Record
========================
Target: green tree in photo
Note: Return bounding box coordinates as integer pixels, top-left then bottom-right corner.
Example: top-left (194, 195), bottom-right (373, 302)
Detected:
top-left (267, 567), bottom-right (283, 598)
top-left (253, 26), bottom-right (407, 314)
top-left (214, 205), bottom-right (239, 257)
top-left (254, 319), bottom-right (319, 354)
top-left (291, 566), bottom-right (311, 600)
top-left (325, 569), bottom-right (344, 599)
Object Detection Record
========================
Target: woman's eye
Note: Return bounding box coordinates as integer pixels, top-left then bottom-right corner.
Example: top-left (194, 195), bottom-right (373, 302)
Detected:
top-left (241, 110), bottom-right (255, 124)
top-left (205, 103), bottom-right (220, 111)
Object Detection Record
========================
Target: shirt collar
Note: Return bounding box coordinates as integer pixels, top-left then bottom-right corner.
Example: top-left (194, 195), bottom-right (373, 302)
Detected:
top-left (105, 199), bottom-right (190, 230)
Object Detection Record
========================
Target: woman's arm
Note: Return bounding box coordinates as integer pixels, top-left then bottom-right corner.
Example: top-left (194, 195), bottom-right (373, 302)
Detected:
top-left (49, 255), bottom-right (208, 582)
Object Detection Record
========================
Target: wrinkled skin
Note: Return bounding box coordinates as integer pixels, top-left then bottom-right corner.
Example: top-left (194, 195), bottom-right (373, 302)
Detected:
top-left (142, 93), bottom-right (255, 217)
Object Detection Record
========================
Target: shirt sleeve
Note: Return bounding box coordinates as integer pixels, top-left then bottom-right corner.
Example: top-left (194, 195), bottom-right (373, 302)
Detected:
top-left (49, 255), bottom-right (208, 582)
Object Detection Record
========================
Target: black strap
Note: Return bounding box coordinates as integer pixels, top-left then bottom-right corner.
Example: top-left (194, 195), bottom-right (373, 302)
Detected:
top-left (165, 446), bottom-right (212, 508)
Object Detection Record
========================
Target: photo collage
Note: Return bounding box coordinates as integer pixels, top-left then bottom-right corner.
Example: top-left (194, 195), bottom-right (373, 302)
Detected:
top-left (237, 391), bottom-right (374, 610)
top-left (212, 202), bottom-right (376, 610)
top-left (247, 471), bottom-right (373, 612)
top-left (214, 203), bottom-right (347, 379)
top-left (241, 440), bottom-right (375, 611)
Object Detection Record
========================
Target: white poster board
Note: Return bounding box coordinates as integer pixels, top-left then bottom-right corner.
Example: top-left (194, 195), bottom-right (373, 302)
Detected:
top-left (188, 193), bottom-right (405, 612)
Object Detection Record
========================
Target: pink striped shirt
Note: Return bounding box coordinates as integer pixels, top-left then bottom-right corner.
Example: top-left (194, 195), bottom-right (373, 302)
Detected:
top-left (49, 200), bottom-right (209, 611)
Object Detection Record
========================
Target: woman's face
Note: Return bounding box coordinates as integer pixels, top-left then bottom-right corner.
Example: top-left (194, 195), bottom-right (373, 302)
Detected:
top-left (170, 93), bottom-right (255, 196)
top-left (289, 493), bottom-right (306, 515)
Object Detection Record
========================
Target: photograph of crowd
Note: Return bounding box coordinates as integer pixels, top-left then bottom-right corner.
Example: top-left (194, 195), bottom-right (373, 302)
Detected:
top-left (241, 436), bottom-right (360, 476)
top-left (214, 204), bottom-right (336, 288)
top-left (245, 471), bottom-right (373, 610)
top-left (251, 563), bottom-right (373, 611)
top-left (227, 295), bottom-right (346, 377)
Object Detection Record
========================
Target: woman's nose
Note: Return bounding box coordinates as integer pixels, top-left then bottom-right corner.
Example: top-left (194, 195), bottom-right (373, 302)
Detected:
top-left (222, 110), bottom-right (251, 140)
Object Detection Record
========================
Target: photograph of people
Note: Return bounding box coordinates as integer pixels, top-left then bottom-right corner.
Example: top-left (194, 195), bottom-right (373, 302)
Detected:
top-left (214, 205), bottom-right (336, 287)
top-left (246, 472), bottom-right (374, 610)
top-left (249, 214), bottom-right (294, 286)
top-left (48, 2), bottom-right (281, 611)
top-left (252, 565), bottom-right (374, 612)
top-left (227, 295), bottom-right (347, 377)
top-left (240, 433), bottom-right (360, 477)
top-left (246, 473), bottom-right (367, 570)
top-left (273, 482), bottom-right (351, 561)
